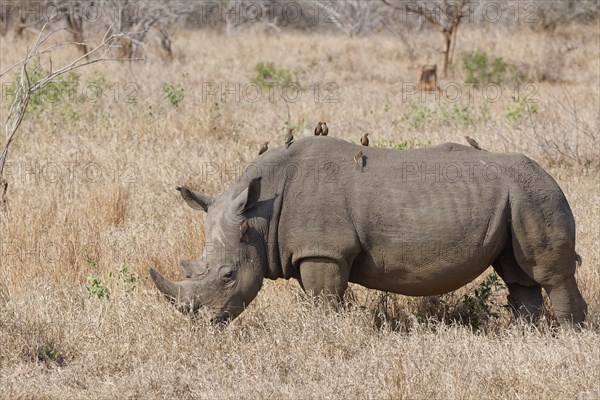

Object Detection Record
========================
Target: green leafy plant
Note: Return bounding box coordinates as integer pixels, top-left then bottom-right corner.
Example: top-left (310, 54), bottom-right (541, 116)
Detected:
top-left (85, 258), bottom-right (110, 299)
top-left (6, 61), bottom-right (81, 115)
top-left (252, 62), bottom-right (295, 90)
top-left (478, 100), bottom-right (492, 124)
top-left (506, 95), bottom-right (539, 122)
top-left (439, 104), bottom-right (474, 126)
top-left (284, 120), bottom-right (305, 133)
top-left (373, 139), bottom-right (425, 150)
top-left (462, 51), bottom-right (526, 86)
top-left (398, 102), bottom-right (490, 131)
top-left (163, 83), bottom-right (185, 107)
top-left (119, 263), bottom-right (140, 293)
top-left (457, 272), bottom-right (506, 330)
top-left (399, 104), bottom-right (435, 130)
top-left (37, 344), bottom-right (65, 365)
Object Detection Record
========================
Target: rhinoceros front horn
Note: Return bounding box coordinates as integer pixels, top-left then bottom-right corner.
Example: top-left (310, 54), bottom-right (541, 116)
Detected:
top-left (150, 268), bottom-right (186, 302)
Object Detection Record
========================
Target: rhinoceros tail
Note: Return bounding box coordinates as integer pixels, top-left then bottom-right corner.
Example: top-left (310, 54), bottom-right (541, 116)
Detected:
top-left (575, 253), bottom-right (582, 267)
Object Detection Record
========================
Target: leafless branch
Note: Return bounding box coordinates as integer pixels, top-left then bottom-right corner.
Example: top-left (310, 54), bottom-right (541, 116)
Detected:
top-left (315, 0), bottom-right (386, 36)
top-left (517, 90), bottom-right (598, 167)
top-left (0, 22), bottom-right (140, 209)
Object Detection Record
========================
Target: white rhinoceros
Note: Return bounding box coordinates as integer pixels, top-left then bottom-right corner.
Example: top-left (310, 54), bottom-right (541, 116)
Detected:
top-left (150, 137), bottom-right (587, 326)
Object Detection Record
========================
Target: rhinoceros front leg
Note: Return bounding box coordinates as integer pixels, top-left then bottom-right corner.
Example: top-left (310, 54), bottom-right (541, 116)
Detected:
top-left (505, 283), bottom-right (543, 323)
top-left (298, 258), bottom-right (349, 303)
top-left (493, 250), bottom-right (544, 323)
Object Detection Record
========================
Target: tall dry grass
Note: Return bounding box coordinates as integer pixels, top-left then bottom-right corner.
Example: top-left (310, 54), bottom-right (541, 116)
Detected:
top-left (1, 22), bottom-right (599, 399)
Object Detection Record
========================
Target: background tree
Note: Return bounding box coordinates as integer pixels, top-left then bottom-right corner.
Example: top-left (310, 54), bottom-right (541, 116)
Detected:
top-left (314, 0), bottom-right (388, 36)
top-left (381, 0), bottom-right (471, 77)
top-left (0, 19), bottom-right (139, 208)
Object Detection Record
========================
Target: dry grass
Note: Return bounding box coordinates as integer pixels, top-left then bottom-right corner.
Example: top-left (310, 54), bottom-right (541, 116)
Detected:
top-left (1, 23), bottom-right (599, 399)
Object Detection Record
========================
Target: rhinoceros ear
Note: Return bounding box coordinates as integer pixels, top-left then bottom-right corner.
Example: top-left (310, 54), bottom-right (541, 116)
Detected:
top-left (230, 177), bottom-right (262, 217)
top-left (177, 186), bottom-right (214, 212)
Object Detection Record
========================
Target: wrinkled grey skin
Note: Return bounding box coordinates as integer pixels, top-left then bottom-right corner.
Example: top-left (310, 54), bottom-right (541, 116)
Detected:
top-left (150, 137), bottom-right (587, 326)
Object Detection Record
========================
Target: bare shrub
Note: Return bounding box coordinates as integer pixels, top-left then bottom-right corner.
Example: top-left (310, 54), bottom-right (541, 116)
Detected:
top-left (0, 21), bottom-right (139, 209)
top-left (314, 0), bottom-right (388, 36)
top-left (529, 0), bottom-right (600, 31)
top-left (502, 89), bottom-right (600, 167)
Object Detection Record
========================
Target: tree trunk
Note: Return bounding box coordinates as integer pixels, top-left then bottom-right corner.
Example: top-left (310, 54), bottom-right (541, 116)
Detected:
top-left (442, 30), bottom-right (451, 78)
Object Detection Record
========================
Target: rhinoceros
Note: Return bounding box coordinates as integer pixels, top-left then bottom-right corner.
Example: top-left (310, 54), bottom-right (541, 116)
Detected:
top-left (150, 137), bottom-right (587, 326)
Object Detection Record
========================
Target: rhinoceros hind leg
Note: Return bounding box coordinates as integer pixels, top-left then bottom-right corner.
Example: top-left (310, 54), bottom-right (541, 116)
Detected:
top-left (298, 258), bottom-right (349, 304)
top-left (508, 248), bottom-right (587, 326)
top-left (544, 276), bottom-right (587, 327)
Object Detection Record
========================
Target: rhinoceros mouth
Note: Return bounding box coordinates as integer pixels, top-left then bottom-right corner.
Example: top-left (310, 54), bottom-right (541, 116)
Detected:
top-left (209, 313), bottom-right (230, 327)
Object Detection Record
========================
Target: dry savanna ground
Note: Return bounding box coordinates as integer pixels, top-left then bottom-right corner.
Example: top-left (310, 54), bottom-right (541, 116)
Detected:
top-left (1, 22), bottom-right (599, 399)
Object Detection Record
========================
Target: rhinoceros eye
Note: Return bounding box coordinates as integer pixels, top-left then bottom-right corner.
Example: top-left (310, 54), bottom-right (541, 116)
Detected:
top-left (219, 267), bottom-right (236, 283)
